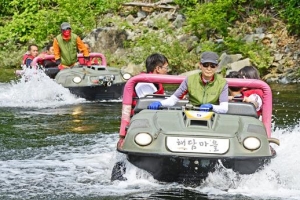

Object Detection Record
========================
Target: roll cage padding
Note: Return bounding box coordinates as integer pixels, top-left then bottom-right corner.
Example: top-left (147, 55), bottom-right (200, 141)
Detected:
top-left (30, 53), bottom-right (107, 68)
top-left (120, 74), bottom-right (272, 137)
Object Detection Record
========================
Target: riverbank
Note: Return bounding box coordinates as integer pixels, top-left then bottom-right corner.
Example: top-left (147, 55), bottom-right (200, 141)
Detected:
top-left (2, 1), bottom-right (300, 83)
top-left (83, 2), bottom-right (300, 83)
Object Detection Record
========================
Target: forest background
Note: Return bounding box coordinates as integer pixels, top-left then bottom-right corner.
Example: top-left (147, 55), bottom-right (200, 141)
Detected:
top-left (0, 0), bottom-right (299, 82)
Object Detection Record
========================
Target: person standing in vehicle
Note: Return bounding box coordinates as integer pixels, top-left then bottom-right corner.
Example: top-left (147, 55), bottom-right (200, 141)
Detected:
top-left (22, 44), bottom-right (39, 67)
top-left (53, 22), bottom-right (89, 70)
top-left (134, 53), bottom-right (169, 98)
top-left (148, 51), bottom-right (228, 113)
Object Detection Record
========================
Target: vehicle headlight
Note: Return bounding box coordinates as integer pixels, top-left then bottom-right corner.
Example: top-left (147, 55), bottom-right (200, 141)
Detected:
top-left (122, 73), bottom-right (131, 80)
top-left (134, 132), bottom-right (152, 146)
top-left (73, 76), bottom-right (82, 83)
top-left (243, 137), bottom-right (261, 150)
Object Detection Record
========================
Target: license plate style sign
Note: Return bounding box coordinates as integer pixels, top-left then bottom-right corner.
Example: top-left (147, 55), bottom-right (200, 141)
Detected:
top-left (166, 137), bottom-right (229, 154)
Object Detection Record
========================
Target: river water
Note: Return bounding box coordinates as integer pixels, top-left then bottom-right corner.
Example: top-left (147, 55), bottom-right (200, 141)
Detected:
top-left (0, 71), bottom-right (300, 200)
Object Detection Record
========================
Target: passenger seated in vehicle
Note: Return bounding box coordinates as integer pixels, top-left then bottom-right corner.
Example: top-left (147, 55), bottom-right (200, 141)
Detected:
top-left (78, 42), bottom-right (99, 66)
top-left (239, 65), bottom-right (261, 80)
top-left (148, 51), bottom-right (228, 113)
top-left (131, 53), bottom-right (169, 115)
top-left (226, 70), bottom-right (263, 116)
top-left (226, 71), bottom-right (244, 101)
top-left (38, 43), bottom-right (57, 68)
top-left (134, 53), bottom-right (169, 98)
top-left (22, 44), bottom-right (39, 67)
top-left (239, 66), bottom-right (263, 117)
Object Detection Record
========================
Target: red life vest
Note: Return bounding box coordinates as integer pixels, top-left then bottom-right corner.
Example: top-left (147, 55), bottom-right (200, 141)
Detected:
top-left (242, 89), bottom-right (263, 116)
top-left (22, 54), bottom-right (34, 65)
top-left (78, 57), bottom-right (99, 66)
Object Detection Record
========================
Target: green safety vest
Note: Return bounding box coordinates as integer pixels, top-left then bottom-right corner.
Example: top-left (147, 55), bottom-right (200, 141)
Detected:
top-left (187, 73), bottom-right (226, 105)
top-left (56, 33), bottom-right (78, 66)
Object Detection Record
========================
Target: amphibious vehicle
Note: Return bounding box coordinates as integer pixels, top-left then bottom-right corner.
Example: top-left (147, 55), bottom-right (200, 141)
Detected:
top-left (16, 53), bottom-right (132, 100)
top-left (111, 74), bottom-right (279, 182)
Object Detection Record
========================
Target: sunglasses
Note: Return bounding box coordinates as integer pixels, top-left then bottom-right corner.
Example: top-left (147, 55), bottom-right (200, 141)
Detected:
top-left (202, 63), bottom-right (218, 68)
top-left (62, 28), bottom-right (71, 31)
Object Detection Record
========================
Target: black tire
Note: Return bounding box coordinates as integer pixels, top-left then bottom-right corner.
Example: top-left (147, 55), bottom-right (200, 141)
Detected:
top-left (111, 161), bottom-right (127, 181)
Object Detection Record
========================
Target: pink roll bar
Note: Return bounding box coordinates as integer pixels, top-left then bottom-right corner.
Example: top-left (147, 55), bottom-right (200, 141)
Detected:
top-left (30, 53), bottom-right (107, 67)
top-left (119, 74), bottom-right (273, 138)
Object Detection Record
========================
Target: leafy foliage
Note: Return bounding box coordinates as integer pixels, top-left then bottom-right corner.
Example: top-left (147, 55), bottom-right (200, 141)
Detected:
top-left (126, 30), bottom-right (199, 74)
top-left (0, 0), bottom-right (127, 68)
top-left (185, 0), bottom-right (247, 39)
top-left (221, 37), bottom-right (273, 69)
top-left (0, 0), bottom-right (300, 81)
top-left (173, 0), bottom-right (198, 8)
top-left (270, 0), bottom-right (300, 35)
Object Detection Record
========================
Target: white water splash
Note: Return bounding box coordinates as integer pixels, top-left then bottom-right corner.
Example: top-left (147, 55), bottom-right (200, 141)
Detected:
top-left (0, 74), bottom-right (299, 200)
top-left (195, 122), bottom-right (300, 200)
top-left (0, 133), bottom-right (165, 199)
top-left (0, 69), bottom-right (85, 108)
top-left (1, 124), bottom-right (300, 199)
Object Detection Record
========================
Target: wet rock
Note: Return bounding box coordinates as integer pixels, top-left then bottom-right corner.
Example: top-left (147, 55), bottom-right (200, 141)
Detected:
top-left (121, 63), bottom-right (143, 76)
top-left (133, 17), bottom-right (142, 24)
top-left (84, 28), bottom-right (127, 54)
top-left (137, 11), bottom-right (147, 19)
top-left (255, 27), bottom-right (264, 34)
top-left (274, 54), bottom-right (284, 61)
top-left (242, 34), bottom-right (255, 43)
top-left (172, 14), bottom-right (185, 28)
top-left (229, 58), bottom-right (252, 72)
top-left (145, 19), bottom-right (154, 28)
top-left (126, 15), bottom-right (135, 25)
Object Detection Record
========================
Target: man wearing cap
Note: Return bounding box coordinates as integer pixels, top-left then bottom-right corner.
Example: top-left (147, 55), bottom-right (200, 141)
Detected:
top-left (148, 51), bottom-right (228, 113)
top-left (53, 22), bottom-right (90, 70)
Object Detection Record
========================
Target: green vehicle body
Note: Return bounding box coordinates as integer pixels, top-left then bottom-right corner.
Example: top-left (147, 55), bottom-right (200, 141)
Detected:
top-left (112, 74), bottom-right (279, 182)
top-left (17, 53), bottom-right (132, 101)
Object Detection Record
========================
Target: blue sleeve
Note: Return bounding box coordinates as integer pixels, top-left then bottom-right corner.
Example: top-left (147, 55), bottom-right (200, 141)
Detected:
top-left (25, 58), bottom-right (32, 66)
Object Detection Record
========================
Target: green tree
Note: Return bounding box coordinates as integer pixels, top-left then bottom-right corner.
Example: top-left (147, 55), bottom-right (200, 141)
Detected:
top-left (0, 0), bottom-right (126, 69)
top-left (185, 0), bottom-right (246, 39)
top-left (270, 0), bottom-right (300, 35)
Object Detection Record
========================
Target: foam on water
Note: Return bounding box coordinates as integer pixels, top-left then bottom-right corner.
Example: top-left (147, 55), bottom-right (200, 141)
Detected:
top-left (0, 69), bottom-right (85, 108)
top-left (109, 123), bottom-right (300, 200)
top-left (195, 123), bottom-right (300, 200)
top-left (1, 124), bottom-right (300, 199)
top-left (0, 75), bottom-right (300, 199)
top-left (0, 133), bottom-right (164, 199)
